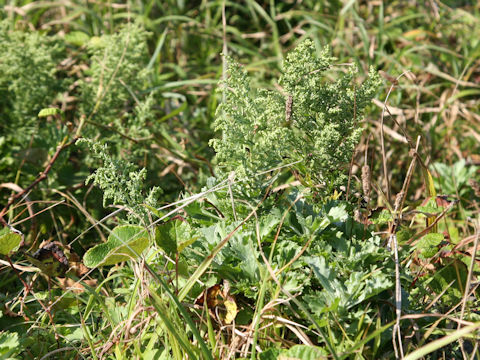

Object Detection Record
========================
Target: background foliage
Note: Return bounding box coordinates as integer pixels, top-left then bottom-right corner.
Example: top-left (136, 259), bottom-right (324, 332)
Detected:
top-left (1, 1), bottom-right (479, 359)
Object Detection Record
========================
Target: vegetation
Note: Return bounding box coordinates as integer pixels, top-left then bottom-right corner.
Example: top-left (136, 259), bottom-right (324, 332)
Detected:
top-left (0, 1), bottom-right (479, 359)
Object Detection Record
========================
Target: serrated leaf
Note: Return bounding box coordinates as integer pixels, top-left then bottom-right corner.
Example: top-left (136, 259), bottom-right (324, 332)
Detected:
top-left (83, 225), bottom-right (149, 268)
top-left (304, 256), bottom-right (336, 294)
top-left (0, 331), bottom-right (19, 349)
top-left (0, 228), bottom-right (22, 255)
top-left (0, 331), bottom-right (19, 358)
top-left (326, 203), bottom-right (348, 223)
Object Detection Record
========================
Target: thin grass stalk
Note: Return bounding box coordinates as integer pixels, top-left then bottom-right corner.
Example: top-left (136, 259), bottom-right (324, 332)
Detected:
top-left (79, 309), bottom-right (98, 360)
top-left (392, 233), bottom-right (404, 359)
top-left (148, 290), bottom-right (200, 359)
top-left (390, 137), bottom-right (420, 359)
top-left (404, 322), bottom-right (480, 360)
top-left (457, 218), bottom-right (480, 358)
top-left (250, 269), bottom-right (269, 359)
top-left (145, 264), bottom-right (214, 360)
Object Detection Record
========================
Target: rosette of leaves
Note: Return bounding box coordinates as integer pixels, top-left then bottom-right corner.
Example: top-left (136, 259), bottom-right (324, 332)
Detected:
top-left (210, 40), bottom-right (380, 194)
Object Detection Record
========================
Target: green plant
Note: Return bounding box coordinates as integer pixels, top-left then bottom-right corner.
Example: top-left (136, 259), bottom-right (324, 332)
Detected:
top-left (79, 139), bottom-right (162, 224)
top-left (2, 1), bottom-right (480, 359)
top-left (211, 40), bottom-right (381, 193)
top-left (0, 19), bottom-right (67, 179)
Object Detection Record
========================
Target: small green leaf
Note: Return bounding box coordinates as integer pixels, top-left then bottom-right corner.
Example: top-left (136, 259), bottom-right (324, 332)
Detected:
top-left (38, 107), bottom-right (64, 118)
top-left (370, 209), bottom-right (393, 225)
top-left (83, 225), bottom-right (149, 268)
top-left (64, 31), bottom-right (90, 46)
top-left (417, 232), bottom-right (444, 259)
top-left (0, 228), bottom-right (22, 255)
top-left (144, 204), bottom-right (165, 218)
top-left (417, 197), bottom-right (441, 215)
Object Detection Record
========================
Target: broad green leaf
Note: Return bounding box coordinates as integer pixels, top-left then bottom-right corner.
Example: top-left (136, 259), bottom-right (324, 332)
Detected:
top-left (83, 225), bottom-right (149, 268)
top-left (155, 220), bottom-right (198, 257)
top-left (0, 228), bottom-right (22, 255)
top-left (155, 223), bottom-right (177, 256)
top-left (259, 207), bottom-right (282, 238)
top-left (279, 345), bottom-right (328, 360)
top-left (326, 203), bottom-right (349, 223)
top-left (304, 256), bottom-right (337, 295)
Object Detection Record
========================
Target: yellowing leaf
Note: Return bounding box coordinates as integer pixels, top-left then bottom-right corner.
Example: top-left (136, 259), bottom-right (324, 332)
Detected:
top-left (224, 297), bottom-right (238, 325)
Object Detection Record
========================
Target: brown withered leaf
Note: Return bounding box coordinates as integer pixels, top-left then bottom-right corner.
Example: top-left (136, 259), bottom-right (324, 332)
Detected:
top-left (26, 242), bottom-right (69, 277)
top-left (58, 277), bottom-right (97, 294)
top-left (195, 284), bottom-right (222, 308)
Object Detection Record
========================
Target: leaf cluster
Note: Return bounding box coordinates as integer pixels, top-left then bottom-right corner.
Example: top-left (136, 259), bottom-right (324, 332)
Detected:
top-left (80, 139), bottom-right (162, 223)
top-left (177, 188), bottom-right (396, 346)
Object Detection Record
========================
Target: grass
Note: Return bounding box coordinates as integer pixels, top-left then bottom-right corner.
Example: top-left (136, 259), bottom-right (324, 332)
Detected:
top-left (1, 1), bottom-right (480, 359)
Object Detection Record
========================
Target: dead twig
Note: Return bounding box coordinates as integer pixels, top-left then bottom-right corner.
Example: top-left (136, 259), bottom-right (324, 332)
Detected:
top-left (0, 136), bottom-right (78, 226)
